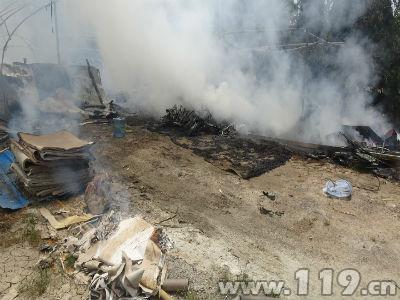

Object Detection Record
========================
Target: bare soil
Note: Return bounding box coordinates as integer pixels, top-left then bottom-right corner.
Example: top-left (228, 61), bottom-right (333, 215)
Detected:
top-left (1, 123), bottom-right (400, 299)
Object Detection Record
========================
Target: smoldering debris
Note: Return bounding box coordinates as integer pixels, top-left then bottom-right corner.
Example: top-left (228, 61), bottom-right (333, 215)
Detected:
top-left (155, 107), bottom-right (400, 180)
top-left (282, 132), bottom-right (400, 181)
top-left (58, 213), bottom-right (178, 299)
top-left (171, 134), bottom-right (292, 179)
top-left (341, 125), bottom-right (383, 148)
top-left (10, 130), bottom-right (94, 198)
top-left (161, 105), bottom-right (234, 136)
top-left (340, 134), bottom-right (400, 180)
top-left (153, 105), bottom-right (291, 179)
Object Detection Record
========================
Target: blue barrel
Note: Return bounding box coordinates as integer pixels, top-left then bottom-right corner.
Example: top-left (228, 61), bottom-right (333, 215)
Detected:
top-left (113, 117), bottom-right (126, 138)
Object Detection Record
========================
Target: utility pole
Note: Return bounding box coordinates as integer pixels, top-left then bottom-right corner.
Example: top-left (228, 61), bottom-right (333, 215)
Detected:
top-left (215, 0), bottom-right (221, 39)
top-left (53, 1), bottom-right (61, 64)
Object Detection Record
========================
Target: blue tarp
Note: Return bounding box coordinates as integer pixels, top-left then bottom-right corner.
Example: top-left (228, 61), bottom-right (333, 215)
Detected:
top-left (0, 150), bottom-right (29, 209)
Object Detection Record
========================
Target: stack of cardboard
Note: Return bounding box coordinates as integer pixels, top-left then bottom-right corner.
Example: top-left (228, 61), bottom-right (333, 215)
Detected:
top-left (0, 121), bottom-right (9, 151)
top-left (10, 130), bottom-right (94, 198)
top-left (0, 130), bottom-right (8, 151)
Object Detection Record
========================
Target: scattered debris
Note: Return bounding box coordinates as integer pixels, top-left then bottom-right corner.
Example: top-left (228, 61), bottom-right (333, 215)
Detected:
top-left (65, 216), bottom-right (172, 299)
top-left (37, 257), bottom-right (54, 270)
top-left (159, 108), bottom-right (400, 180)
top-left (155, 212), bottom-right (178, 226)
top-left (39, 208), bottom-right (96, 230)
top-left (331, 207), bottom-right (356, 217)
top-left (259, 206), bottom-right (284, 217)
top-left (10, 130), bottom-right (94, 198)
top-left (161, 279), bottom-right (189, 292)
top-left (263, 191), bottom-right (276, 201)
top-left (38, 243), bottom-right (54, 253)
top-left (170, 135), bottom-right (292, 179)
top-left (323, 179), bottom-right (353, 199)
top-left (281, 134), bottom-right (400, 181)
top-left (383, 129), bottom-right (400, 150)
top-left (162, 105), bottom-right (234, 136)
top-left (342, 125), bottom-right (383, 147)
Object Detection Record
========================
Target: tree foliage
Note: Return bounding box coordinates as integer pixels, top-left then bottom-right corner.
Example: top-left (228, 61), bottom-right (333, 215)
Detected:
top-left (355, 0), bottom-right (400, 125)
top-left (293, 0), bottom-right (400, 126)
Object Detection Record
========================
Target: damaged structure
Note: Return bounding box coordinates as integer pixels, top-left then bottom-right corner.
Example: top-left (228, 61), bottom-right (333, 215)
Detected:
top-left (0, 62), bottom-right (114, 132)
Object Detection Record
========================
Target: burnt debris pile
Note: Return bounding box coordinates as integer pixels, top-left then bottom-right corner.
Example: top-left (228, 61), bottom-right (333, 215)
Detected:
top-left (161, 105), bottom-right (234, 136)
top-left (338, 134), bottom-right (400, 180)
top-left (333, 126), bottom-right (400, 180)
top-left (286, 126), bottom-right (400, 180)
top-left (173, 135), bottom-right (292, 179)
top-left (162, 112), bottom-right (400, 180)
top-left (10, 131), bottom-right (94, 198)
top-left (159, 105), bottom-right (290, 179)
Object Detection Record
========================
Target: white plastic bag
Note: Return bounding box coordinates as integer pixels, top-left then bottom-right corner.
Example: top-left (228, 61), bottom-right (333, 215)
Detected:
top-left (323, 179), bottom-right (352, 199)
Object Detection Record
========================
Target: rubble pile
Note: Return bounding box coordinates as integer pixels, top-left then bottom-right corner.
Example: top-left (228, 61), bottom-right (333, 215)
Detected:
top-left (56, 213), bottom-right (177, 299)
top-left (339, 134), bottom-right (400, 179)
top-left (10, 130), bottom-right (94, 198)
top-left (162, 105), bottom-right (234, 136)
top-left (284, 131), bottom-right (400, 180)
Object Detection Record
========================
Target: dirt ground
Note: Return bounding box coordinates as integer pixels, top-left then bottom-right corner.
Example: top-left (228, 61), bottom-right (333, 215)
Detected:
top-left (1, 123), bottom-right (400, 299)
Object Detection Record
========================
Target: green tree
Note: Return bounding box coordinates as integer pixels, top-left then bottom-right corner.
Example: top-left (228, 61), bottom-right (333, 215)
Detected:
top-left (355, 0), bottom-right (400, 125)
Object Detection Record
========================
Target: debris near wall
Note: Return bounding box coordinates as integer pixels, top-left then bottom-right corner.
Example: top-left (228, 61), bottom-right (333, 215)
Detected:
top-left (161, 105), bottom-right (234, 136)
top-left (10, 130), bottom-right (94, 198)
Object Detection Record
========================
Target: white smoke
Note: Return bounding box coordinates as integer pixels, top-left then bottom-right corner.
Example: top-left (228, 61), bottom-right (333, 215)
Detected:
top-left (1, 0), bottom-right (390, 144)
top-left (72, 0), bottom-right (387, 143)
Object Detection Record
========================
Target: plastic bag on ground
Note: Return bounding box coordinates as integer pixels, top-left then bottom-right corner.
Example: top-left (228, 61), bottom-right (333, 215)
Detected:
top-left (323, 179), bottom-right (352, 199)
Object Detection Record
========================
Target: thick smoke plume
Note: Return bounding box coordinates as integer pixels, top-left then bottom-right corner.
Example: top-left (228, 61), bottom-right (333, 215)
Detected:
top-left (2, 0), bottom-right (389, 144)
top-left (74, 0), bottom-right (387, 144)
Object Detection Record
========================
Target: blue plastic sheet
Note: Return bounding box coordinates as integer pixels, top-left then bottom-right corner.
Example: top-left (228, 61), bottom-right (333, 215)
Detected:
top-left (0, 150), bottom-right (29, 209)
